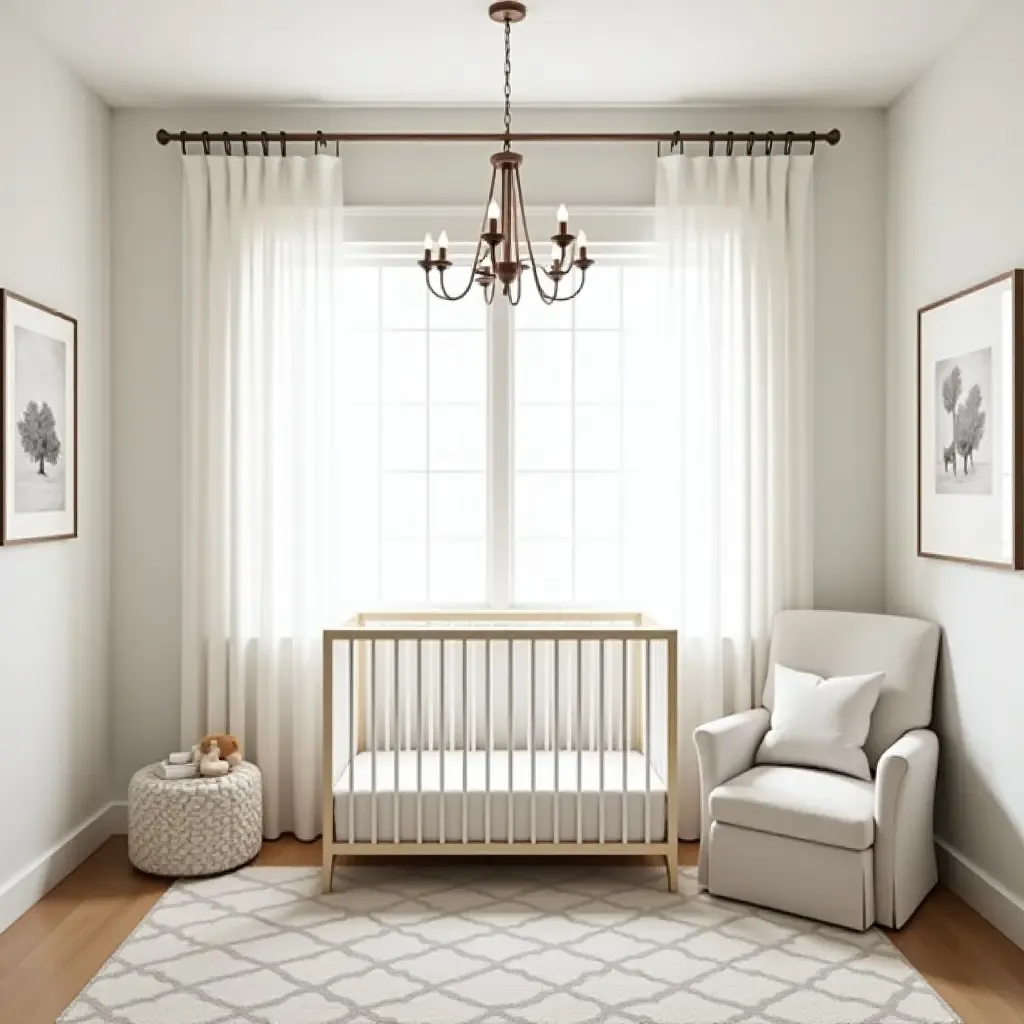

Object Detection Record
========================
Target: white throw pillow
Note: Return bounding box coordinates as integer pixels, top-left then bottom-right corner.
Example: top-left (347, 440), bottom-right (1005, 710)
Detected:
top-left (756, 664), bottom-right (884, 780)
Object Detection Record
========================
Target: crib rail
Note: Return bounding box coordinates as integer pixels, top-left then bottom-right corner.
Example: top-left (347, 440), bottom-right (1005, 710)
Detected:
top-left (321, 611), bottom-right (678, 891)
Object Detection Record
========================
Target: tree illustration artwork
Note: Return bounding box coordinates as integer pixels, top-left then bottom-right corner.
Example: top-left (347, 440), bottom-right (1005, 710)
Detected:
top-left (941, 365), bottom-right (963, 476)
top-left (955, 383), bottom-right (986, 475)
top-left (16, 400), bottom-right (61, 476)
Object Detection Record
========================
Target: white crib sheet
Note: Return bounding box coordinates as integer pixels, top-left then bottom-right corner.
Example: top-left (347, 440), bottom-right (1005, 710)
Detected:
top-left (333, 750), bottom-right (667, 844)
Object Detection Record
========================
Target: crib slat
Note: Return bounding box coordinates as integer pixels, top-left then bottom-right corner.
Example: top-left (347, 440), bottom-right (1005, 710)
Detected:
top-left (598, 639), bottom-right (605, 844)
top-left (507, 639), bottom-right (514, 845)
top-left (370, 639), bottom-right (377, 844)
top-left (348, 638), bottom-right (355, 845)
top-left (576, 638), bottom-right (583, 844)
top-left (416, 638), bottom-right (423, 844)
top-left (622, 638), bottom-right (628, 844)
top-left (394, 638), bottom-right (400, 844)
top-left (462, 639), bottom-right (469, 845)
top-left (554, 639), bottom-right (560, 844)
top-left (440, 640), bottom-right (446, 844)
top-left (530, 638), bottom-right (537, 844)
top-left (644, 636), bottom-right (652, 845)
top-left (485, 638), bottom-right (492, 844)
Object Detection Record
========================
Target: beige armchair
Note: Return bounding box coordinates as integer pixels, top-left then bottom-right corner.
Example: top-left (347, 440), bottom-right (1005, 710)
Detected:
top-left (694, 610), bottom-right (941, 931)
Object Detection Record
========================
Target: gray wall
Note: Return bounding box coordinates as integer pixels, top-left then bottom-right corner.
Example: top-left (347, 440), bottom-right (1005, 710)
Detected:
top-left (0, 10), bottom-right (111, 927)
top-left (886, 1), bottom-right (1024, 945)
top-left (111, 104), bottom-right (887, 795)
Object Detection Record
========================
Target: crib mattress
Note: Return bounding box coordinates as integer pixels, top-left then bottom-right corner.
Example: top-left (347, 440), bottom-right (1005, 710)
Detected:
top-left (333, 750), bottom-right (667, 844)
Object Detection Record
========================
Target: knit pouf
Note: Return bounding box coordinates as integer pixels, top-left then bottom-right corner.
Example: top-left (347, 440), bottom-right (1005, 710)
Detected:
top-left (128, 762), bottom-right (263, 877)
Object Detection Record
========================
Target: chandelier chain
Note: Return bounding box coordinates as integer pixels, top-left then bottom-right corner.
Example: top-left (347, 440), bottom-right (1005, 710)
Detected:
top-left (503, 17), bottom-right (512, 151)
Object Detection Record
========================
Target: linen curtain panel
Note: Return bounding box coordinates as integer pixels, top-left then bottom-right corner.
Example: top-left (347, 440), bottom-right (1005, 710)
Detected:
top-left (181, 156), bottom-right (345, 840)
top-left (653, 154), bottom-right (815, 839)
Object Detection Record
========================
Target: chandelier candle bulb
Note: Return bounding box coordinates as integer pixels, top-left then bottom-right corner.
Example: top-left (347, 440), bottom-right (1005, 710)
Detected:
top-left (438, 230), bottom-right (449, 258)
top-left (487, 199), bottom-right (500, 232)
top-left (577, 230), bottom-right (588, 256)
top-left (557, 204), bottom-right (569, 233)
top-left (423, 233), bottom-right (433, 258)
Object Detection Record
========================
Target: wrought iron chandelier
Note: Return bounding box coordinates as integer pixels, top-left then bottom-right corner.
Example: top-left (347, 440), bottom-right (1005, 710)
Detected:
top-left (418, 1), bottom-right (593, 305)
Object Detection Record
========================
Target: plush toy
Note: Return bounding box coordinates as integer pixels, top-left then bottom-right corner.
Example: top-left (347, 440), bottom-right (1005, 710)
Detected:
top-left (197, 733), bottom-right (243, 777)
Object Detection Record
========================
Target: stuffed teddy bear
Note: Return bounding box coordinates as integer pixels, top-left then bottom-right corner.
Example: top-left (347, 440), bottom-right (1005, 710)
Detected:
top-left (196, 733), bottom-right (243, 777)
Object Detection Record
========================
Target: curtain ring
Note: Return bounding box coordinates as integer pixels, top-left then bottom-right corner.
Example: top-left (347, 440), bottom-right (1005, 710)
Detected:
top-left (726, 131), bottom-right (735, 156)
top-left (179, 130), bottom-right (188, 155)
top-left (765, 130), bottom-right (775, 155)
top-left (222, 131), bottom-right (232, 155)
top-left (241, 131), bottom-right (249, 155)
top-left (316, 130), bottom-right (326, 154)
top-left (260, 131), bottom-right (270, 156)
top-left (746, 131), bottom-right (756, 156)
top-left (784, 131), bottom-right (794, 156)
top-left (708, 131), bottom-right (716, 157)
top-left (671, 130), bottom-right (682, 155)
top-left (280, 131), bottom-right (287, 156)
top-left (809, 131), bottom-right (817, 155)
top-left (201, 131), bottom-right (211, 156)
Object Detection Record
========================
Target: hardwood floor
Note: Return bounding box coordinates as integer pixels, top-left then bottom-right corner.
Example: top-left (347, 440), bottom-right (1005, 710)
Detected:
top-left (1, 837), bottom-right (1021, 1023)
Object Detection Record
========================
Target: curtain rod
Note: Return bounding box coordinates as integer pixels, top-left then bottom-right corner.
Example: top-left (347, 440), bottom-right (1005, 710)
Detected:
top-left (156, 128), bottom-right (841, 156)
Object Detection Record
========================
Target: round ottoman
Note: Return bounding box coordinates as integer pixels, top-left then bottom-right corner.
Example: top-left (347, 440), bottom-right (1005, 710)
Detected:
top-left (128, 762), bottom-right (263, 876)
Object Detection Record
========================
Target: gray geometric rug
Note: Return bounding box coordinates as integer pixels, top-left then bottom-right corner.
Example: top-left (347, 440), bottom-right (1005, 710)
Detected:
top-left (58, 863), bottom-right (961, 1023)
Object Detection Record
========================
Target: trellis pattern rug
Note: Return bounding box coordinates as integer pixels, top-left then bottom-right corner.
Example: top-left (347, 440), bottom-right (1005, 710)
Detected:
top-left (58, 863), bottom-right (961, 1023)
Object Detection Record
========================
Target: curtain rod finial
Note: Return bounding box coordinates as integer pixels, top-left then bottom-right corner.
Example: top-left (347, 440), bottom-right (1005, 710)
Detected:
top-left (156, 129), bottom-right (170, 146)
top-left (826, 128), bottom-right (841, 146)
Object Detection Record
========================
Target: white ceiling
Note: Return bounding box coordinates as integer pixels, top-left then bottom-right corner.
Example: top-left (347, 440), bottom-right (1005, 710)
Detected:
top-left (5, 0), bottom-right (990, 108)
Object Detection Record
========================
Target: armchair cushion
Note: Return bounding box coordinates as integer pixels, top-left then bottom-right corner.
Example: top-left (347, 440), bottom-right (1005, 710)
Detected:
top-left (709, 765), bottom-right (875, 851)
top-left (755, 664), bottom-right (883, 780)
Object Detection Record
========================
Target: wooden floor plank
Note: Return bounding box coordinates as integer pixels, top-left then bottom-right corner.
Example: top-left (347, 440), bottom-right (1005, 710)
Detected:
top-left (0, 836), bottom-right (1019, 1024)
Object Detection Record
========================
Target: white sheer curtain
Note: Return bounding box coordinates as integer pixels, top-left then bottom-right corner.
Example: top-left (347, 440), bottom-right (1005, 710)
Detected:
top-left (653, 154), bottom-right (815, 838)
top-left (181, 156), bottom-right (345, 840)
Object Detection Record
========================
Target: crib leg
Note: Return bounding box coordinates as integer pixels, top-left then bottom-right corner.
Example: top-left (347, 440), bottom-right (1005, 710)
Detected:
top-left (320, 853), bottom-right (335, 894)
top-left (665, 850), bottom-right (679, 893)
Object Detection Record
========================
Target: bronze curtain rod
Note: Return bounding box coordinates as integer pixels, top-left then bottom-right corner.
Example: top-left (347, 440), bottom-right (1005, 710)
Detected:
top-left (156, 128), bottom-right (841, 155)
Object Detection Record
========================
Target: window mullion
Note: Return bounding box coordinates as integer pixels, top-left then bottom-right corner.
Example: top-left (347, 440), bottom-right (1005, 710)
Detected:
top-left (488, 299), bottom-right (513, 608)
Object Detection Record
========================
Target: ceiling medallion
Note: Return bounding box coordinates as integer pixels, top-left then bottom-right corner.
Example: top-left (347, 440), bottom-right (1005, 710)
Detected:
top-left (418, 1), bottom-right (593, 305)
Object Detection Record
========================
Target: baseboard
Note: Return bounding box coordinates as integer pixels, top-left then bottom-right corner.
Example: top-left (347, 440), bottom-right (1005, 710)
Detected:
top-left (107, 800), bottom-right (128, 835)
top-left (0, 802), bottom-right (121, 935)
top-left (936, 837), bottom-right (1024, 950)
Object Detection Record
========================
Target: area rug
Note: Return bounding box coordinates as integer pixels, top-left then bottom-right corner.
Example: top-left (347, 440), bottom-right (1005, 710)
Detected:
top-left (58, 863), bottom-right (961, 1023)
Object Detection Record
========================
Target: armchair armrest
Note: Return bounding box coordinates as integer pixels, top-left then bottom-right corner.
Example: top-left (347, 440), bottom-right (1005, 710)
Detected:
top-left (693, 708), bottom-right (771, 886)
top-left (874, 728), bottom-right (939, 928)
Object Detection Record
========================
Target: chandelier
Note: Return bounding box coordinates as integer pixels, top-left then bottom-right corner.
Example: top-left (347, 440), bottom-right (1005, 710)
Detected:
top-left (418, 2), bottom-right (593, 305)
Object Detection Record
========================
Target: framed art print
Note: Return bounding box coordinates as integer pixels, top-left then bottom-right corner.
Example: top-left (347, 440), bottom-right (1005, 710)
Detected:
top-left (918, 270), bottom-right (1023, 569)
top-left (0, 290), bottom-right (78, 544)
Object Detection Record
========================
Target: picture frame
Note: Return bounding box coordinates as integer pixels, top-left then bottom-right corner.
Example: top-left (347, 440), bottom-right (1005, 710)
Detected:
top-left (1, 290), bottom-right (78, 545)
top-left (917, 270), bottom-right (1024, 569)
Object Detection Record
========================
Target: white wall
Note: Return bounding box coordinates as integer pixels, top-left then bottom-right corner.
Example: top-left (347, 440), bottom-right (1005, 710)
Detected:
top-left (0, 11), bottom-right (112, 930)
top-left (887, 2), bottom-right (1024, 946)
top-left (110, 104), bottom-right (886, 795)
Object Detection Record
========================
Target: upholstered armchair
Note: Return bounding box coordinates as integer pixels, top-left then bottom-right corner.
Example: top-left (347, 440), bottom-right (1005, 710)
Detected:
top-left (694, 610), bottom-right (941, 931)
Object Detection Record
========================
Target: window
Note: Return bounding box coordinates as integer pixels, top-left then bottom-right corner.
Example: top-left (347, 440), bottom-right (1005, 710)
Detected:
top-left (335, 265), bottom-right (489, 606)
top-left (334, 223), bottom-right (660, 610)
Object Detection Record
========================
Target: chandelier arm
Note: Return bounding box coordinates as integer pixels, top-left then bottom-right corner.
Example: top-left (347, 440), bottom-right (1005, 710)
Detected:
top-left (433, 165), bottom-right (500, 302)
top-left (512, 164), bottom-right (560, 305)
top-left (551, 267), bottom-right (590, 302)
top-left (424, 273), bottom-right (455, 302)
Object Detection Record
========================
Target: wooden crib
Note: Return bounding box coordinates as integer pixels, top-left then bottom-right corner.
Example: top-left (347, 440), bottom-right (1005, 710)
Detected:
top-left (321, 611), bottom-right (678, 891)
